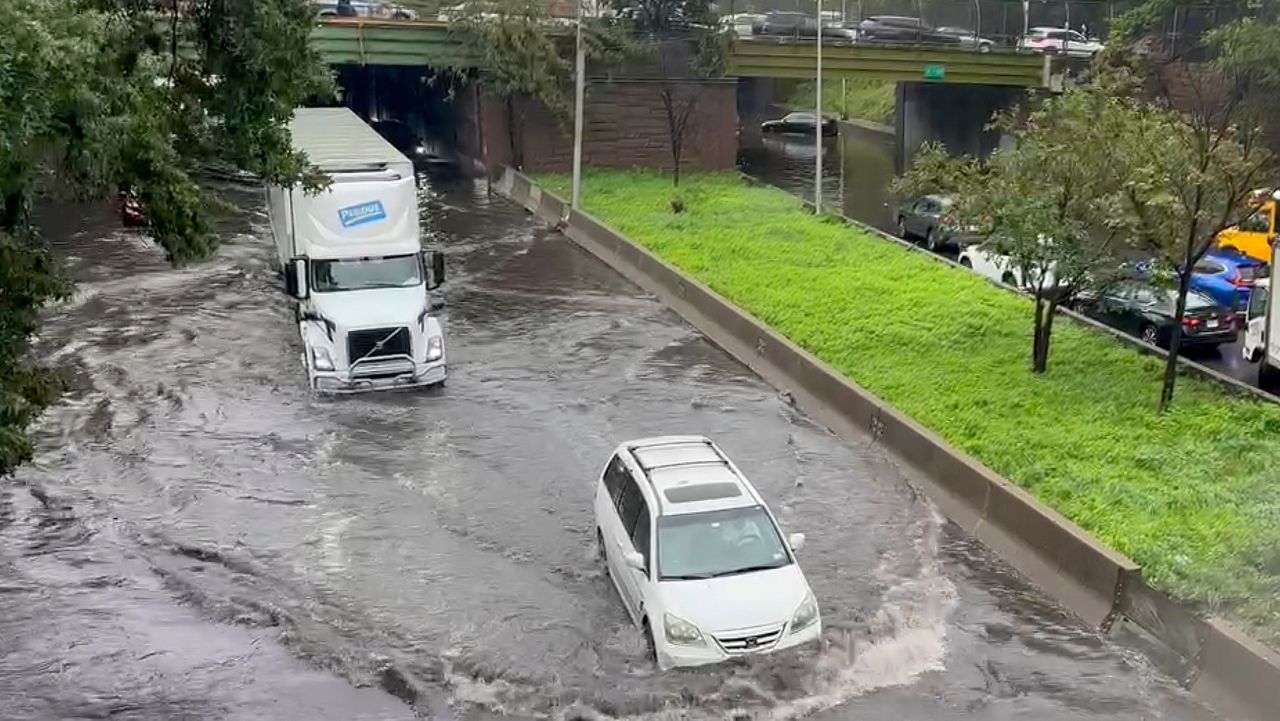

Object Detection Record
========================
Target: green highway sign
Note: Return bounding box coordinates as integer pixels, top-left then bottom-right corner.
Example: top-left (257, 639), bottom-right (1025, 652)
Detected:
top-left (923, 65), bottom-right (946, 81)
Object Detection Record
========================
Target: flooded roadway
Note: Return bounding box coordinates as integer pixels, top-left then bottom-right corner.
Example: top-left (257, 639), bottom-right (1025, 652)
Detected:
top-left (2, 167), bottom-right (1233, 720)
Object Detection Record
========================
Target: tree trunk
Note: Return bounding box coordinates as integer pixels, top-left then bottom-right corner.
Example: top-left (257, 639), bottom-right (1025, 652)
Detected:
top-left (1032, 294), bottom-right (1046, 373)
top-left (1159, 270), bottom-right (1194, 413)
top-left (2, 191), bottom-right (27, 233)
top-left (672, 143), bottom-right (682, 188)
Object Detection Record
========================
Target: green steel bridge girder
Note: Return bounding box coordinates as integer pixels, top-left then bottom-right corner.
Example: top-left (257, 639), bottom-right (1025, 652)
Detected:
top-left (730, 40), bottom-right (1047, 88)
top-left (312, 20), bottom-right (1047, 88)
top-left (312, 20), bottom-right (477, 68)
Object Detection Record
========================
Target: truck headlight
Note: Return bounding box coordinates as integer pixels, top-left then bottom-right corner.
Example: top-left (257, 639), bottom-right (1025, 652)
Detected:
top-left (790, 592), bottom-right (818, 632)
top-left (310, 346), bottom-right (334, 372)
top-left (424, 335), bottom-right (444, 362)
top-left (663, 612), bottom-right (705, 647)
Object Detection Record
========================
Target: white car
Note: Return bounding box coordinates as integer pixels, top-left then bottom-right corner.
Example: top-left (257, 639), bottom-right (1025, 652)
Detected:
top-left (594, 436), bottom-right (820, 670)
top-left (1244, 277), bottom-right (1270, 361)
top-left (958, 241), bottom-right (1057, 290)
top-left (1018, 27), bottom-right (1104, 57)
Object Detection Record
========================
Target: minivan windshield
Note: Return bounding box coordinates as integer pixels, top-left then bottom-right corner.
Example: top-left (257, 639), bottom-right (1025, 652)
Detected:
top-left (311, 254), bottom-right (422, 293)
top-left (657, 506), bottom-right (791, 581)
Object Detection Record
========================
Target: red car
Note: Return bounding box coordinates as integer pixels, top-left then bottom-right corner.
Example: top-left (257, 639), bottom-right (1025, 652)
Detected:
top-left (118, 192), bottom-right (146, 227)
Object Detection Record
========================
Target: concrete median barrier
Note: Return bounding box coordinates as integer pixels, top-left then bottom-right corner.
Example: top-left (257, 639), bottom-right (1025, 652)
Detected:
top-left (500, 167), bottom-right (1280, 720)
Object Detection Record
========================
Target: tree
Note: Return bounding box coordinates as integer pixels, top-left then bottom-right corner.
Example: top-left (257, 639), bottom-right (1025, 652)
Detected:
top-left (1108, 89), bottom-right (1274, 412)
top-left (613, 0), bottom-right (727, 191)
top-left (0, 0), bottom-right (329, 476)
top-left (1099, 19), bottom-right (1280, 411)
top-left (892, 89), bottom-right (1133, 373)
top-left (451, 0), bottom-right (570, 169)
top-left (449, 0), bottom-right (635, 169)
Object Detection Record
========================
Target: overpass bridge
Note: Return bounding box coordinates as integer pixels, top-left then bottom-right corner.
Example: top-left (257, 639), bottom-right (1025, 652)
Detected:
top-left (314, 18), bottom-right (1049, 88)
top-left (313, 17), bottom-right (1054, 174)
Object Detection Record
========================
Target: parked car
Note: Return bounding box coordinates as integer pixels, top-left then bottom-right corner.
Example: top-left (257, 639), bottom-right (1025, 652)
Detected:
top-left (936, 26), bottom-right (995, 52)
top-left (1018, 27), bottom-right (1104, 57)
top-left (757, 11), bottom-right (819, 37)
top-left (857, 16), bottom-right (961, 45)
top-left (118, 191), bottom-right (145, 227)
top-left (1189, 250), bottom-right (1266, 317)
top-left (594, 436), bottom-right (820, 670)
top-left (1077, 281), bottom-right (1238, 349)
top-left (761, 112), bottom-right (837, 136)
top-left (1243, 277), bottom-right (1270, 362)
top-left (958, 240), bottom-right (1056, 290)
top-left (1216, 190), bottom-right (1278, 263)
top-left (314, 1), bottom-right (417, 19)
top-left (895, 195), bottom-right (981, 252)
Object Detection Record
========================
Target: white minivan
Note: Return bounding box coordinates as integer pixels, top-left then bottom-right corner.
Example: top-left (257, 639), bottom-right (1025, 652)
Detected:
top-left (594, 436), bottom-right (820, 670)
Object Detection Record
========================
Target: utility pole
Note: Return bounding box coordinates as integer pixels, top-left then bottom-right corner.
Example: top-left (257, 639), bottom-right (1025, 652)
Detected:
top-left (815, 0), bottom-right (823, 213)
top-left (571, 0), bottom-right (586, 208)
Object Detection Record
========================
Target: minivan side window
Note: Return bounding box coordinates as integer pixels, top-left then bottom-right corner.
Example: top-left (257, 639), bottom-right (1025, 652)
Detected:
top-left (603, 456), bottom-right (629, 504)
top-left (617, 479), bottom-right (647, 539)
top-left (631, 509), bottom-right (651, 571)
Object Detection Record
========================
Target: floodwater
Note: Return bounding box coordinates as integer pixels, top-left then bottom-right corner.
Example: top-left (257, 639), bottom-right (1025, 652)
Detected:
top-left (2, 166), bottom-right (1236, 720)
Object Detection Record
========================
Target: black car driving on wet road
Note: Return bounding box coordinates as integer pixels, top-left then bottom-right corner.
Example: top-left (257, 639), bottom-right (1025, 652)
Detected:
top-left (761, 112), bottom-right (838, 137)
top-left (1075, 281), bottom-right (1239, 349)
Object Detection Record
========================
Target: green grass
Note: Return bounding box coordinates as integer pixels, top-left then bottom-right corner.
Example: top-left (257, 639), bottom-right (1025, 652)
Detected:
top-left (539, 169), bottom-right (1280, 646)
top-left (789, 79), bottom-right (896, 125)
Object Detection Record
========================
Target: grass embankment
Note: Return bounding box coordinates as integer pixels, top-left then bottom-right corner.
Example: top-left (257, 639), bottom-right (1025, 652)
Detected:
top-left (788, 79), bottom-right (895, 125)
top-left (539, 170), bottom-right (1280, 645)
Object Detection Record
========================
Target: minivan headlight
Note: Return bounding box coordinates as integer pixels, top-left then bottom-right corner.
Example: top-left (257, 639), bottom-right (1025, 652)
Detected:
top-left (664, 612), bottom-right (705, 647)
top-left (311, 346), bottom-right (335, 372)
top-left (424, 335), bottom-right (444, 362)
top-left (790, 592), bottom-right (818, 632)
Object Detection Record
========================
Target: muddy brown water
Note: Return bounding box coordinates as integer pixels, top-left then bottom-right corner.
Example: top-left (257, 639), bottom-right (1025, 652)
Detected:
top-left (1, 167), bottom-right (1232, 720)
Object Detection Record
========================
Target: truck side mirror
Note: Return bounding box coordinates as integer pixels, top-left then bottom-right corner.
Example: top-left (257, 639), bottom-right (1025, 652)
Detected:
top-left (424, 250), bottom-right (445, 290)
top-left (286, 257), bottom-right (309, 300)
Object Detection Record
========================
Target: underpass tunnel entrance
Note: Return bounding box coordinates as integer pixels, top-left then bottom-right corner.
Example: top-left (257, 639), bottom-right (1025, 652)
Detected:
top-left (335, 64), bottom-right (464, 164)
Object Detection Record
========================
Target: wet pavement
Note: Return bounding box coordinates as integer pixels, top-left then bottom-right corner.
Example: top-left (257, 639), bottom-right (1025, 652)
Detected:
top-left (2, 167), bottom-right (1236, 720)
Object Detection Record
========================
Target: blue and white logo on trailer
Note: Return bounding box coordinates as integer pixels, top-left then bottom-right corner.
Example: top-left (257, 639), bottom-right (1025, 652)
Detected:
top-left (338, 200), bottom-right (388, 228)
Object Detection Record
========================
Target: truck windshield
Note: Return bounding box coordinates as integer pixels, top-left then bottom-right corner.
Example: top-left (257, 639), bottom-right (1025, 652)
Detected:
top-left (311, 254), bottom-right (421, 293)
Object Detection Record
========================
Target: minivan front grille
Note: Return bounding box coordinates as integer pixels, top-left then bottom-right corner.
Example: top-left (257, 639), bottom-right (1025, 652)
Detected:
top-left (713, 625), bottom-right (784, 655)
top-left (348, 327), bottom-right (411, 363)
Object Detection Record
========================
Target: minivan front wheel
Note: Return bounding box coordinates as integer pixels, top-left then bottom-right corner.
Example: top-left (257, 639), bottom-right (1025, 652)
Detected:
top-left (596, 528), bottom-right (607, 563)
top-left (643, 618), bottom-right (659, 666)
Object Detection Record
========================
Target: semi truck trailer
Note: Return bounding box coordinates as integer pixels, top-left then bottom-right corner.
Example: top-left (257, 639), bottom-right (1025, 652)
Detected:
top-left (267, 107), bottom-right (447, 393)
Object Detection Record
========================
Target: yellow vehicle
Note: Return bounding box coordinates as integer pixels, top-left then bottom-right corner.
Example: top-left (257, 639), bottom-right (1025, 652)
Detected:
top-left (1217, 195), bottom-right (1277, 263)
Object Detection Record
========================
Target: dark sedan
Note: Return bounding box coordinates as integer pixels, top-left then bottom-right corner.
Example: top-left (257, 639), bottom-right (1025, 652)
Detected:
top-left (895, 195), bottom-right (981, 252)
top-left (756, 11), bottom-right (818, 37)
top-left (857, 16), bottom-right (962, 45)
top-left (1076, 281), bottom-right (1239, 349)
top-left (761, 112), bottom-right (838, 136)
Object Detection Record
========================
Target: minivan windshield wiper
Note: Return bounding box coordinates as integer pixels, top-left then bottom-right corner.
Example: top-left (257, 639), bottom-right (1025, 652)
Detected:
top-left (663, 573), bottom-right (717, 581)
top-left (707, 562), bottom-right (788, 578)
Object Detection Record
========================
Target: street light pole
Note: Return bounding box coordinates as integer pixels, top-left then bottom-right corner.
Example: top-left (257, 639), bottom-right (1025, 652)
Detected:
top-left (815, 0), bottom-right (823, 213)
top-left (571, 0), bottom-right (586, 209)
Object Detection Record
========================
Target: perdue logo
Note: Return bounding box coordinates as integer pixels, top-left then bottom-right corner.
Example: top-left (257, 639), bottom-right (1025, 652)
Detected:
top-left (338, 200), bottom-right (387, 228)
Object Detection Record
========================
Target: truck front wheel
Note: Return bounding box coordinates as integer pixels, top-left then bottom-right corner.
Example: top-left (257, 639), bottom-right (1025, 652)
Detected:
top-left (1259, 354), bottom-right (1280, 393)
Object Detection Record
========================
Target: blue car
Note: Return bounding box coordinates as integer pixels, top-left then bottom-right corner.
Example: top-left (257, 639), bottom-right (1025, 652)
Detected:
top-left (1191, 250), bottom-right (1267, 316)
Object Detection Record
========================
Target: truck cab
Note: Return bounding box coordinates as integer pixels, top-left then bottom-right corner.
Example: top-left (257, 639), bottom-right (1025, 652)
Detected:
top-left (270, 108), bottom-right (448, 393)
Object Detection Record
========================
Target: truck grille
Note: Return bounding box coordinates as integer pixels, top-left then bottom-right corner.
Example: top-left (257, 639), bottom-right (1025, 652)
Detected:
top-left (713, 625), bottom-right (784, 655)
top-left (348, 327), bottom-right (411, 362)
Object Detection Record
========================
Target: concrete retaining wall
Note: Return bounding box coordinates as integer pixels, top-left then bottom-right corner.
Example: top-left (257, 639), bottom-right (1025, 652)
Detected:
top-left (496, 167), bottom-right (1280, 720)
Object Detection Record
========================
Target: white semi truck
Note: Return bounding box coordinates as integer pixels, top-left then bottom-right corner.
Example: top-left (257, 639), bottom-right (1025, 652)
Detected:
top-left (268, 107), bottom-right (447, 393)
